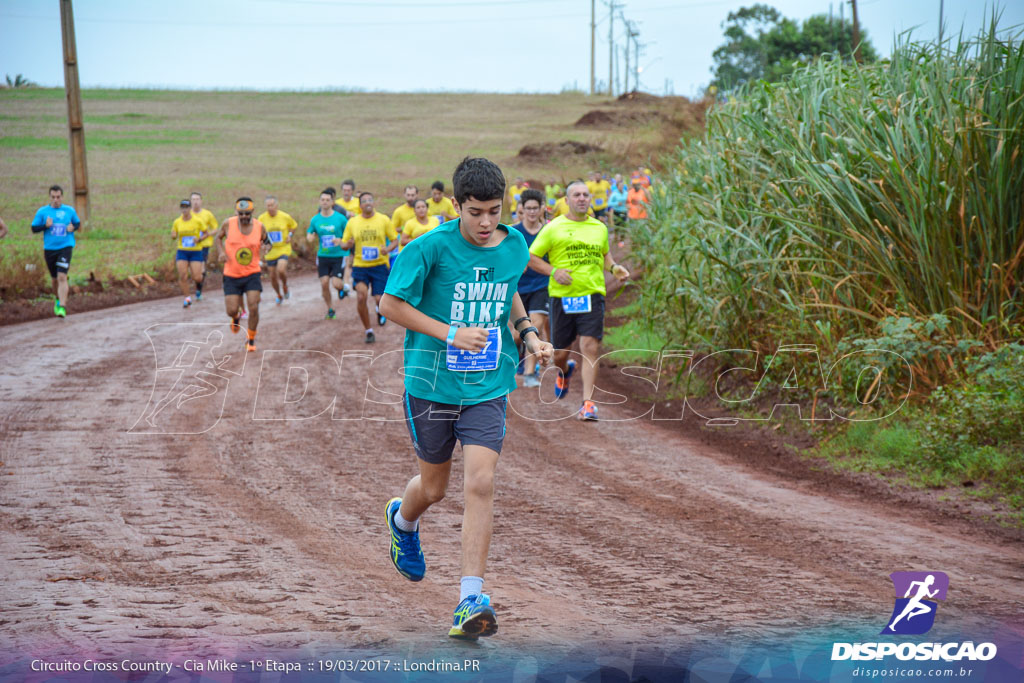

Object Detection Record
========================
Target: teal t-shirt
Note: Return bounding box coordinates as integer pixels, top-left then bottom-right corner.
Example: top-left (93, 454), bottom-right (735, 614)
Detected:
top-left (307, 211), bottom-right (349, 258)
top-left (385, 220), bottom-right (530, 405)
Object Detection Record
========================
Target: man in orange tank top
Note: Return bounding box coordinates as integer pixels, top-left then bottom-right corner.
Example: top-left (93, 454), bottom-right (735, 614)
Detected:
top-left (214, 197), bottom-right (268, 352)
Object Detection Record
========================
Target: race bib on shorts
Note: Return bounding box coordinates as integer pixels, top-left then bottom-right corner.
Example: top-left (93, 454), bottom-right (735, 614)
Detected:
top-left (561, 295), bottom-right (592, 314)
top-left (361, 246), bottom-right (379, 261)
top-left (51, 224), bottom-right (68, 237)
top-left (446, 327), bottom-right (501, 372)
top-left (181, 236), bottom-right (197, 248)
top-left (269, 230), bottom-right (283, 243)
top-left (320, 234), bottom-right (336, 250)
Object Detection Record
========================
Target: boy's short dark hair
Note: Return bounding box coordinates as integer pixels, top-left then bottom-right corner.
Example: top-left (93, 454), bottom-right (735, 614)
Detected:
top-left (413, 198), bottom-right (428, 208)
top-left (341, 179), bottom-right (355, 189)
top-left (49, 184), bottom-right (63, 194)
top-left (323, 187), bottom-right (337, 197)
top-left (520, 188), bottom-right (545, 207)
top-left (358, 191), bottom-right (374, 201)
top-left (452, 157), bottom-right (505, 205)
top-left (431, 180), bottom-right (444, 192)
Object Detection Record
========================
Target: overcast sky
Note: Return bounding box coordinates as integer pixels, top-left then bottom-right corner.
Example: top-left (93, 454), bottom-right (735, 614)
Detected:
top-left (0, 0), bottom-right (1021, 97)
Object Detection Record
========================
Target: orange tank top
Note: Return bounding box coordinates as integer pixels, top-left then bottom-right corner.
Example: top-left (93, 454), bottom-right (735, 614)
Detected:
top-left (224, 217), bottom-right (263, 278)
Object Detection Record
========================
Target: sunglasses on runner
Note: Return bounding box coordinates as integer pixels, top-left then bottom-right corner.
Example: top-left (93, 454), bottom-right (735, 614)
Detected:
top-left (238, 211), bottom-right (253, 217)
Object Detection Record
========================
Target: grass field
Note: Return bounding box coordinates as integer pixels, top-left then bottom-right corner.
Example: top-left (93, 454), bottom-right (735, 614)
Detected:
top-left (0, 88), bottom-right (658, 292)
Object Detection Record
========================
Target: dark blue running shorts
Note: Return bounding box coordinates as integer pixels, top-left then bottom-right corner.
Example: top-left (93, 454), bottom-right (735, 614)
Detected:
top-left (352, 264), bottom-right (390, 296)
top-left (403, 392), bottom-right (508, 464)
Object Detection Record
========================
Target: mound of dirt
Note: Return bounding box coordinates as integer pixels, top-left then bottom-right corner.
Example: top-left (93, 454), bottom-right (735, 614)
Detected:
top-left (617, 90), bottom-right (661, 103)
top-left (517, 140), bottom-right (604, 161)
top-left (574, 109), bottom-right (661, 127)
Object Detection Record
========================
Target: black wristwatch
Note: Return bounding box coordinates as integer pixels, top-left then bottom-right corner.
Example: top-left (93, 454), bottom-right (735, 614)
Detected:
top-left (518, 326), bottom-right (539, 343)
top-left (513, 316), bottom-right (531, 331)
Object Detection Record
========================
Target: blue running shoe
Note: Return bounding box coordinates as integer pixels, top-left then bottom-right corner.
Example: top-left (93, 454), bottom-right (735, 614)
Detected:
top-left (195, 291), bottom-right (202, 302)
top-left (554, 359), bottom-right (577, 400)
top-left (449, 594), bottom-right (497, 640)
top-left (385, 497), bottom-right (425, 581)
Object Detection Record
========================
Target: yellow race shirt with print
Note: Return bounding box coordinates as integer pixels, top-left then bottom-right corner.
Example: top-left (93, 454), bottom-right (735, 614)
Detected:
top-left (529, 215), bottom-right (609, 298)
top-left (173, 215), bottom-right (206, 251)
top-left (426, 196), bottom-right (457, 220)
top-left (336, 197), bottom-right (360, 215)
top-left (587, 179), bottom-right (612, 210)
top-left (552, 196), bottom-right (594, 219)
top-left (258, 210), bottom-right (299, 260)
top-left (343, 213), bottom-right (398, 267)
top-left (194, 208), bottom-right (218, 248)
top-left (403, 215), bottom-right (440, 241)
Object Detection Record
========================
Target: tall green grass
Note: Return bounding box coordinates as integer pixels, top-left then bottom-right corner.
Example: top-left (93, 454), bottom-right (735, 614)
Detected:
top-left (632, 19), bottom-right (1024, 390)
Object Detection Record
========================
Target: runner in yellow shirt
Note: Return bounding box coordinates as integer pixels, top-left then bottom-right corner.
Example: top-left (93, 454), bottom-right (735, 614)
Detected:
top-left (190, 191), bottom-right (218, 301)
top-left (507, 176), bottom-right (527, 221)
top-left (257, 195), bottom-right (299, 305)
top-left (340, 192), bottom-right (399, 343)
top-left (336, 179), bottom-right (360, 217)
top-left (427, 181), bottom-right (458, 222)
top-left (586, 171), bottom-right (612, 226)
top-left (401, 198), bottom-right (441, 246)
top-left (390, 185), bottom-right (418, 261)
top-left (172, 198), bottom-right (208, 308)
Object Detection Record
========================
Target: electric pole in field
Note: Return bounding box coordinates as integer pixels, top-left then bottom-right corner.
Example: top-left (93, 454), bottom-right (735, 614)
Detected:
top-left (607, 0), bottom-right (616, 96)
top-left (59, 0), bottom-right (89, 223)
top-left (590, 0), bottom-right (596, 94)
top-left (850, 0), bottom-right (862, 63)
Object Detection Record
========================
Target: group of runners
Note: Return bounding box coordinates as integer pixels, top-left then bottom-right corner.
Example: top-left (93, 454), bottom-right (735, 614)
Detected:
top-left (24, 157), bottom-right (639, 641)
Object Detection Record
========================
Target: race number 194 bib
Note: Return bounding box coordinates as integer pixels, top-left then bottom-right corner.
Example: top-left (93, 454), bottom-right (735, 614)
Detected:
top-left (269, 230), bottom-right (283, 243)
top-left (361, 246), bottom-right (379, 261)
top-left (446, 327), bottom-right (501, 372)
top-left (181, 236), bottom-right (197, 248)
top-left (320, 234), bottom-right (336, 250)
top-left (561, 295), bottom-right (592, 314)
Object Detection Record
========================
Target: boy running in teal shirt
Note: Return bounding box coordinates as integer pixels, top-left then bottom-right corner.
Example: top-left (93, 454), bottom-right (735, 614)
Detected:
top-left (379, 157), bottom-right (553, 639)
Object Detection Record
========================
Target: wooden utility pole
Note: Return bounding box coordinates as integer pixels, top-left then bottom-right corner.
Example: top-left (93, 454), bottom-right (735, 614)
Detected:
top-left (607, 1), bottom-right (615, 96)
top-left (590, 0), bottom-right (596, 95)
top-left (60, 0), bottom-right (90, 223)
top-left (850, 0), bottom-right (862, 63)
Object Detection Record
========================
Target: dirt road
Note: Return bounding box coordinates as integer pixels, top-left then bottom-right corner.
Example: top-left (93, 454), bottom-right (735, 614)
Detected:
top-left (1, 273), bottom-right (1022, 669)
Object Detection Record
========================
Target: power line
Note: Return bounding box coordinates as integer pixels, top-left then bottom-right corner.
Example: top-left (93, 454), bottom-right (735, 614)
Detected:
top-left (0, 10), bottom-right (589, 28)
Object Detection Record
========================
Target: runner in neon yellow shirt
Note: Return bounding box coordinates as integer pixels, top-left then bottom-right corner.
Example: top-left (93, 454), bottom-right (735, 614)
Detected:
top-left (258, 195), bottom-right (298, 305)
top-left (340, 192), bottom-right (399, 343)
top-left (401, 198), bottom-right (441, 246)
top-left (427, 180), bottom-right (458, 222)
top-left (528, 180), bottom-right (629, 421)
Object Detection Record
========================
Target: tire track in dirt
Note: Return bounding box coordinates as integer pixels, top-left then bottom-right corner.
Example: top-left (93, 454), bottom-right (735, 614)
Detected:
top-left (1, 272), bottom-right (1022, 662)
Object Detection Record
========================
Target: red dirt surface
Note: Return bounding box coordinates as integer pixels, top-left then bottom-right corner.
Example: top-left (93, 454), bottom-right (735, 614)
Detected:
top-left (1, 272), bottom-right (1022, 663)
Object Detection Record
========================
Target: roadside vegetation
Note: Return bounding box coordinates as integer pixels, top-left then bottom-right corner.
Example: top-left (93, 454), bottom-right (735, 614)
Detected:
top-left (623, 19), bottom-right (1024, 520)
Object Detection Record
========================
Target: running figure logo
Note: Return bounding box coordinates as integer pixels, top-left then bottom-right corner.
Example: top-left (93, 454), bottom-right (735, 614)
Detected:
top-left (130, 323), bottom-right (249, 434)
top-left (881, 571), bottom-right (949, 635)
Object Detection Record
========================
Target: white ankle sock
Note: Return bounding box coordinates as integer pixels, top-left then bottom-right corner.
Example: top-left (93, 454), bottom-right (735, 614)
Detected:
top-left (394, 508), bottom-right (418, 533)
top-left (460, 576), bottom-right (483, 601)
